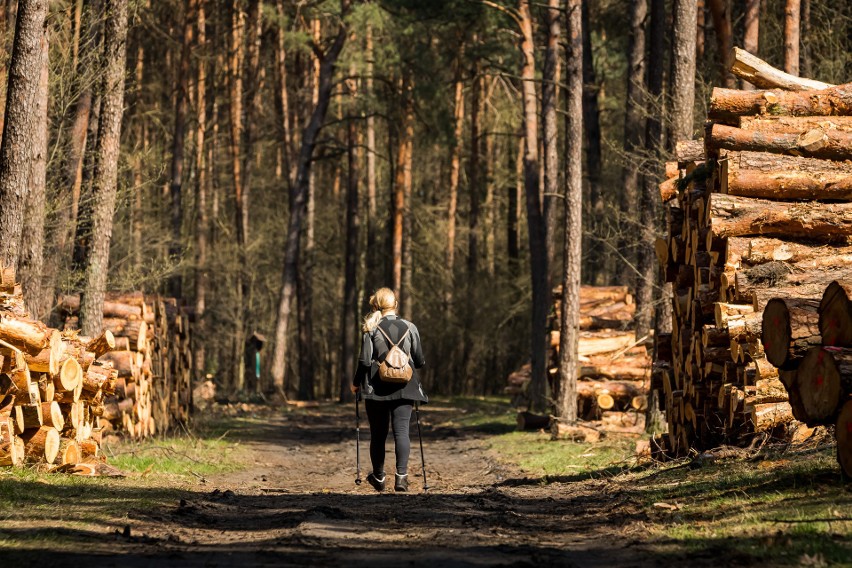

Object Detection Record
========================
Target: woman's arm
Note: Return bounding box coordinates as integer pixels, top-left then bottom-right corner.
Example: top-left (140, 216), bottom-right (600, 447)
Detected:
top-left (410, 324), bottom-right (426, 369)
top-left (353, 332), bottom-right (373, 386)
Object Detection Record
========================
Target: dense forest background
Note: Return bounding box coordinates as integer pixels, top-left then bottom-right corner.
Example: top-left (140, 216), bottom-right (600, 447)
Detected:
top-left (4, 0), bottom-right (851, 402)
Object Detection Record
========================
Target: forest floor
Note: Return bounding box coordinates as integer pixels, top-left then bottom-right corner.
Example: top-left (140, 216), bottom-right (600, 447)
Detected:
top-left (0, 397), bottom-right (850, 567)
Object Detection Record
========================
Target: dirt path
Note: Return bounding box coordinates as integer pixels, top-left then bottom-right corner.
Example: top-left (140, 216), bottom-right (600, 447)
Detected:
top-left (5, 403), bottom-right (676, 567)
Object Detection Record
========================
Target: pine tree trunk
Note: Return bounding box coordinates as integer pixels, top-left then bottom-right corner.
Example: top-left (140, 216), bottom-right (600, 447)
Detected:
top-left (557, 0), bottom-right (583, 424)
top-left (365, 23), bottom-right (378, 295)
top-left (0, 0), bottom-right (48, 269)
top-left (507, 137), bottom-right (521, 264)
top-left (519, 0), bottom-right (549, 413)
top-left (708, 0), bottom-right (734, 88)
top-left (620, 0), bottom-right (646, 286)
top-left (670, 0), bottom-right (697, 144)
top-left (542, 0), bottom-right (561, 282)
top-left (340, 77), bottom-right (359, 403)
top-left (273, 0), bottom-right (293, 185)
top-left (270, 2), bottom-right (348, 395)
top-left (130, 36), bottom-right (144, 270)
top-left (400, 84), bottom-right (414, 318)
top-left (635, 0), bottom-right (665, 338)
top-left (79, 0), bottom-right (129, 336)
top-left (71, 92), bottom-right (101, 272)
top-left (468, 63), bottom-right (481, 284)
top-left (391, 76), bottom-right (411, 299)
top-left (800, 0), bottom-right (810, 78)
top-left (19, 29), bottom-right (47, 318)
top-left (445, 48), bottom-right (464, 311)
top-left (194, 0), bottom-right (208, 382)
top-left (784, 0), bottom-right (800, 76)
top-left (241, 0), bottom-right (261, 393)
top-left (742, 0), bottom-right (760, 90)
top-left (581, 1), bottom-right (602, 285)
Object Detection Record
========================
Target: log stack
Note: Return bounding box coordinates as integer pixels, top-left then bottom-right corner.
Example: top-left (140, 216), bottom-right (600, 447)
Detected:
top-left (58, 293), bottom-right (193, 438)
top-left (762, 281), bottom-right (852, 477)
top-left (651, 48), bottom-right (852, 457)
top-left (0, 268), bottom-right (113, 467)
top-left (508, 286), bottom-right (650, 427)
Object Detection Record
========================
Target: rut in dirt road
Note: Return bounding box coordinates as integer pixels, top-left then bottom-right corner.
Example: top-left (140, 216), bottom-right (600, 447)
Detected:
top-left (7, 405), bottom-right (673, 567)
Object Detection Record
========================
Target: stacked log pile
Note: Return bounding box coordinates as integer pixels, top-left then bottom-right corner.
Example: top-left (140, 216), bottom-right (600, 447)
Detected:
top-left (762, 281), bottom-right (852, 477)
top-left (651, 49), bottom-right (852, 457)
top-left (0, 268), bottom-right (113, 467)
top-left (58, 293), bottom-right (192, 438)
top-left (508, 286), bottom-right (650, 428)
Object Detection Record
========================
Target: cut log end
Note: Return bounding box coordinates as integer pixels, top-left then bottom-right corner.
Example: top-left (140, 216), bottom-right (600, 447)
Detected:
top-left (836, 400), bottom-right (852, 478)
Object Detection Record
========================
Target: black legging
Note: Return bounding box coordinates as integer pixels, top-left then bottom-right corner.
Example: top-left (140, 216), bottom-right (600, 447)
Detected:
top-left (364, 399), bottom-right (412, 476)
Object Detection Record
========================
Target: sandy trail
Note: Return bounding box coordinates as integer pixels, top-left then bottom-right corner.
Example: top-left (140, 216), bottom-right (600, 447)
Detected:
top-left (5, 403), bottom-right (672, 567)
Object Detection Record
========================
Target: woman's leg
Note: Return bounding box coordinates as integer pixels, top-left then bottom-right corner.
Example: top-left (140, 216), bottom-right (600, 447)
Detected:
top-left (389, 401), bottom-right (413, 474)
top-left (365, 399), bottom-right (390, 477)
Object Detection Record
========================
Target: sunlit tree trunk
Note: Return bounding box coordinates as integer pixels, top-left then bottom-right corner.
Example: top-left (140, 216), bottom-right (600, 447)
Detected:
top-left (708, 0), bottom-right (734, 87)
top-left (742, 0), bottom-right (760, 89)
top-left (19, 29), bottom-right (47, 317)
top-left (557, 0), bottom-right (583, 424)
top-left (0, 0), bottom-right (48, 269)
top-left (519, 0), bottom-right (549, 413)
top-left (79, 0), bottom-right (129, 336)
top-left (542, 0), bottom-right (560, 283)
top-left (445, 46), bottom-right (464, 311)
top-left (270, 0), bottom-right (349, 395)
top-left (670, 0), bottom-right (697, 144)
top-left (364, 23), bottom-right (378, 295)
top-left (194, 0), bottom-right (208, 382)
top-left (784, 0), bottom-right (800, 76)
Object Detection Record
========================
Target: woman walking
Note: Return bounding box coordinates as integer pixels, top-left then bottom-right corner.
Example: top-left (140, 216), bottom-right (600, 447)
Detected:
top-left (351, 287), bottom-right (427, 492)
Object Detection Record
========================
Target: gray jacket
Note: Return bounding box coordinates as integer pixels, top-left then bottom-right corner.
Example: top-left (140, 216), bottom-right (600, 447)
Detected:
top-left (353, 315), bottom-right (428, 403)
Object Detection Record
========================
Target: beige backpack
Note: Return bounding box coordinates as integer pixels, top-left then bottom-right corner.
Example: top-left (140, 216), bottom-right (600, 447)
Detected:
top-left (376, 325), bottom-right (413, 383)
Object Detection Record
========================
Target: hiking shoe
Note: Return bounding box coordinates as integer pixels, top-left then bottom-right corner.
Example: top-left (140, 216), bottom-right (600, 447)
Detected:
top-left (367, 472), bottom-right (385, 492)
top-left (394, 473), bottom-right (409, 492)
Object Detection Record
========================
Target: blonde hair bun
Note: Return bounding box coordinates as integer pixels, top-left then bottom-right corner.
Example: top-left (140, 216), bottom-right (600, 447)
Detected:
top-left (362, 287), bottom-right (398, 332)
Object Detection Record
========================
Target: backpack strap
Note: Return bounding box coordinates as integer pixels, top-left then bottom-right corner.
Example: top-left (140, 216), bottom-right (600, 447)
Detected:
top-left (376, 322), bottom-right (410, 349)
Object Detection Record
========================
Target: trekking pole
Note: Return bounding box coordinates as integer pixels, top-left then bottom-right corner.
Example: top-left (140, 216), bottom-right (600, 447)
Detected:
top-left (355, 392), bottom-right (362, 485)
top-left (414, 402), bottom-right (429, 492)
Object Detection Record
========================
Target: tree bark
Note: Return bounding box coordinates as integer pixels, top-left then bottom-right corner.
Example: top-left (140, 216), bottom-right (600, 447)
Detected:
top-left (167, 0), bottom-right (195, 298)
top-left (707, 0), bottom-right (734, 88)
top-left (783, 0), bottom-right (800, 76)
top-left (270, 1), bottom-right (348, 395)
top-left (709, 123), bottom-right (852, 161)
top-left (708, 83), bottom-right (852, 121)
top-left (340, 62), bottom-right (359, 403)
top-left (742, 0), bottom-right (759, 90)
top-left (730, 47), bottom-right (830, 91)
top-left (445, 46), bottom-right (464, 310)
top-left (0, 0), bottom-right (48, 269)
top-left (581, 1), bottom-right (601, 223)
top-left (761, 298), bottom-right (820, 367)
top-left (542, 0), bottom-right (560, 281)
top-left (709, 193), bottom-right (852, 241)
top-left (391, 75), bottom-right (412, 300)
top-left (468, 61), bottom-right (482, 282)
top-left (364, 23), bottom-right (378, 295)
top-left (556, 0), bottom-right (582, 424)
top-left (79, 0), bottom-right (129, 336)
top-left (19, 29), bottom-right (47, 318)
top-left (718, 150), bottom-right (852, 199)
top-left (669, 0), bottom-right (697, 143)
top-left (194, 0), bottom-right (208, 382)
top-left (635, 0), bottom-right (665, 337)
top-left (507, 136), bottom-right (521, 264)
top-left (620, 0), bottom-right (646, 285)
top-left (519, 0), bottom-right (549, 413)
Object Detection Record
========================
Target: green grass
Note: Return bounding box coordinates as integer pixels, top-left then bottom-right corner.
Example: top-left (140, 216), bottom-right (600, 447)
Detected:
top-left (433, 396), bottom-right (852, 565)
